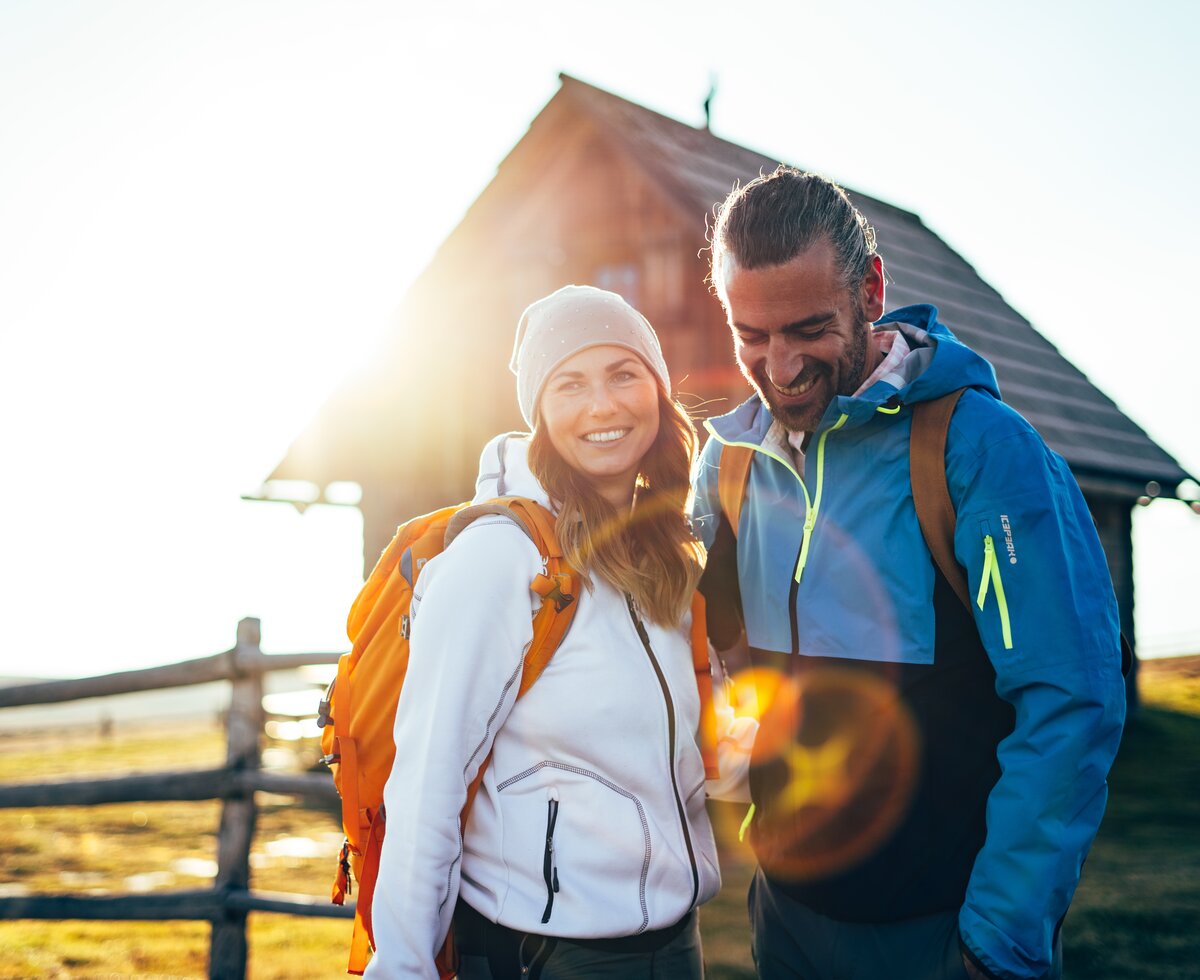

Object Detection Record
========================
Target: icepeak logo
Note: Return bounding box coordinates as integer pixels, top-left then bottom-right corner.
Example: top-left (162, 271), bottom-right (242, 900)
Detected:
top-left (1000, 514), bottom-right (1017, 564)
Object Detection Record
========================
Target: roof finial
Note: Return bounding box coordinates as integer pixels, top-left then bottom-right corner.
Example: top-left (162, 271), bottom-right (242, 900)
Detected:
top-left (703, 73), bottom-right (717, 130)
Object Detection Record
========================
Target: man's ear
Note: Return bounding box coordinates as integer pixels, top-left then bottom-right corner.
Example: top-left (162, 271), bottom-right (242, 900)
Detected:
top-left (861, 254), bottom-right (885, 322)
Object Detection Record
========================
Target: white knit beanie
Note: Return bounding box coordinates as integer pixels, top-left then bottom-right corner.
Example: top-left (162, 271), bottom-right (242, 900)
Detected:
top-left (509, 284), bottom-right (671, 428)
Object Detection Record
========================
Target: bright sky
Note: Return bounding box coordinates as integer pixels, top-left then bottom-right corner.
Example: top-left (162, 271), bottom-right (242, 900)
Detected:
top-left (1, 0), bottom-right (1197, 679)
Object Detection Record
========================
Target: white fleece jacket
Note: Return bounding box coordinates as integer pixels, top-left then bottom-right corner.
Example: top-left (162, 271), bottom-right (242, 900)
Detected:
top-left (364, 433), bottom-right (732, 979)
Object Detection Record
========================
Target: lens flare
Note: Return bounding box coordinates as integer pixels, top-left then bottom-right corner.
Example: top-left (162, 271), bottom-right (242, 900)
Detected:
top-left (738, 664), bottom-right (920, 882)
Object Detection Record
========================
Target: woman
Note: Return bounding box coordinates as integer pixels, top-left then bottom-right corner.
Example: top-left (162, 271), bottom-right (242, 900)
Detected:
top-left (365, 285), bottom-right (730, 979)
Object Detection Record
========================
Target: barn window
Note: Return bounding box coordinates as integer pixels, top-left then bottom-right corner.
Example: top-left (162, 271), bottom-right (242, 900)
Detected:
top-left (594, 262), bottom-right (640, 309)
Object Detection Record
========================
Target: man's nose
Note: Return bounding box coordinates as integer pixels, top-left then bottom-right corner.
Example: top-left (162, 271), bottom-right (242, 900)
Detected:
top-left (766, 338), bottom-right (804, 386)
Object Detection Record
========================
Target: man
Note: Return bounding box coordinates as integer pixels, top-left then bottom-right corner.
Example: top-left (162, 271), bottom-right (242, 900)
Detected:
top-left (692, 166), bottom-right (1126, 980)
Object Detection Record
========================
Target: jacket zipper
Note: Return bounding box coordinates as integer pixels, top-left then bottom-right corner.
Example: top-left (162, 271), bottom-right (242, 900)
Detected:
top-left (788, 571), bottom-right (801, 656)
top-left (625, 595), bottom-right (700, 907)
top-left (709, 413), bottom-right (848, 656)
top-left (977, 534), bottom-right (1014, 649)
top-left (540, 787), bottom-right (560, 923)
top-left (793, 414), bottom-right (849, 583)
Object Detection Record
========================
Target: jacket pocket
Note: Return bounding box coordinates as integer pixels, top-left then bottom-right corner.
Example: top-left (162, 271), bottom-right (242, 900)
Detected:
top-left (976, 524), bottom-right (1014, 650)
top-left (497, 762), bottom-right (653, 935)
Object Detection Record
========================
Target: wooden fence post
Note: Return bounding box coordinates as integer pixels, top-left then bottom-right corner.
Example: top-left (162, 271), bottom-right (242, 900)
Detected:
top-left (209, 618), bottom-right (264, 980)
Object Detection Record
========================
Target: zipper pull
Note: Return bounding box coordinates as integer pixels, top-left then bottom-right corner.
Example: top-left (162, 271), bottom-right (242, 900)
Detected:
top-left (976, 534), bottom-right (1013, 649)
top-left (626, 594), bottom-right (651, 644)
top-left (548, 787), bottom-right (560, 892)
top-left (541, 788), bottom-right (560, 922)
top-left (977, 535), bottom-right (996, 609)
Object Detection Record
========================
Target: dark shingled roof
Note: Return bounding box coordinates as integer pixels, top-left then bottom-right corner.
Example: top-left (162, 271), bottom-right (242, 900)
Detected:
top-left (558, 74), bottom-right (1190, 497)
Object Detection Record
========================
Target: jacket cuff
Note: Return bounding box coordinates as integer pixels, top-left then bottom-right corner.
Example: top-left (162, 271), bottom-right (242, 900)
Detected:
top-left (959, 933), bottom-right (1000, 980)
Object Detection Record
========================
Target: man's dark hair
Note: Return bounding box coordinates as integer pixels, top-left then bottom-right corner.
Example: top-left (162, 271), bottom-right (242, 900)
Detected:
top-left (710, 165), bottom-right (878, 293)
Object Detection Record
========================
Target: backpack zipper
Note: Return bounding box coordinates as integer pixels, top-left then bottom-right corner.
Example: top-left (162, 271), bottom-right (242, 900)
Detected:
top-left (626, 595), bottom-right (700, 907)
top-left (540, 786), bottom-right (560, 923)
top-left (977, 534), bottom-right (1014, 649)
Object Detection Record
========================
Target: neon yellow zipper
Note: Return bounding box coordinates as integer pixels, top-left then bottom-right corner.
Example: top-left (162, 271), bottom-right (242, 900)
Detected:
top-left (738, 803), bottom-right (756, 842)
top-left (976, 534), bottom-right (1014, 649)
top-left (704, 413), bottom-right (848, 587)
top-left (794, 414), bottom-right (849, 583)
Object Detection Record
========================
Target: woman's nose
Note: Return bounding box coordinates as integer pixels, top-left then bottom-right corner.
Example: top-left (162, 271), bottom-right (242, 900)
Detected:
top-left (588, 385), bottom-right (617, 415)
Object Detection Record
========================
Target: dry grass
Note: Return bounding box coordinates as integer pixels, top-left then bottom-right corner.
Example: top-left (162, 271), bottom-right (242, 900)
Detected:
top-left (1, 657), bottom-right (1197, 978)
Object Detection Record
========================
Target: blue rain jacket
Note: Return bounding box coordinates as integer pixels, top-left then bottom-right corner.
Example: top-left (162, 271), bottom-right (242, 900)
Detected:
top-left (692, 304), bottom-right (1126, 980)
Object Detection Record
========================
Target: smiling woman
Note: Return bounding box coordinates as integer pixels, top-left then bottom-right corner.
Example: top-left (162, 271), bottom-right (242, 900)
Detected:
top-left (361, 284), bottom-right (754, 980)
top-left (538, 348), bottom-right (661, 507)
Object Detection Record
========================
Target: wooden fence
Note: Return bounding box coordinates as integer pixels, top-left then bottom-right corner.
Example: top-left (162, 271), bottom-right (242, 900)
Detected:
top-left (0, 618), bottom-right (349, 979)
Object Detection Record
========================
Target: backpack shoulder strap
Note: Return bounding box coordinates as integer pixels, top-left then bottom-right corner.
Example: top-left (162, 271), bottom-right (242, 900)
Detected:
top-left (718, 443), bottom-right (754, 538)
top-left (910, 389), bottom-right (971, 609)
top-left (910, 392), bottom-right (1134, 677)
top-left (458, 497), bottom-right (579, 818)
top-left (500, 497), bottom-right (578, 696)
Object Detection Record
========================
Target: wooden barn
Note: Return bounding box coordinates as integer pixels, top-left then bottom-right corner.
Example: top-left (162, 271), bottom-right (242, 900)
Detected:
top-left (262, 74), bottom-right (1192, 662)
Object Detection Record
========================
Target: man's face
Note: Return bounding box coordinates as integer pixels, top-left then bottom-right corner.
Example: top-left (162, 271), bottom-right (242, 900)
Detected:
top-left (719, 239), bottom-right (884, 433)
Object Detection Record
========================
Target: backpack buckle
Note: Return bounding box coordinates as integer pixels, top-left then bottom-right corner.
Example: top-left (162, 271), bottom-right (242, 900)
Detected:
top-left (533, 572), bottom-right (575, 613)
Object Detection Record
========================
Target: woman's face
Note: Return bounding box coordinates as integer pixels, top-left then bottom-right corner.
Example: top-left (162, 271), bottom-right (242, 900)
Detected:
top-left (539, 344), bottom-right (661, 508)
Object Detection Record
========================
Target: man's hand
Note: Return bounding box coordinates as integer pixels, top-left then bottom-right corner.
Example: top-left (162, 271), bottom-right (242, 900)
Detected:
top-left (961, 952), bottom-right (990, 980)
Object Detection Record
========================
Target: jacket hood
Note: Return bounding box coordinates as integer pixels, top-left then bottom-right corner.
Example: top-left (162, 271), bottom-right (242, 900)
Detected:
top-left (875, 304), bottom-right (999, 405)
top-left (471, 431), bottom-right (551, 508)
top-left (707, 304), bottom-right (1000, 444)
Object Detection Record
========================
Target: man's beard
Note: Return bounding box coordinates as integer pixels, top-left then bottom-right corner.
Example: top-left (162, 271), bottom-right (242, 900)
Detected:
top-left (751, 320), bottom-right (871, 434)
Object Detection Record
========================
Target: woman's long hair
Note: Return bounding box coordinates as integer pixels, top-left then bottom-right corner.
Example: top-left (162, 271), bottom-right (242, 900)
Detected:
top-left (528, 386), bottom-right (705, 627)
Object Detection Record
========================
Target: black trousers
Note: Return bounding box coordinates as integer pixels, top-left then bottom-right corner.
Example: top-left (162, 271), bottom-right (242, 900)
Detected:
top-left (453, 899), bottom-right (704, 980)
top-left (749, 869), bottom-right (1063, 980)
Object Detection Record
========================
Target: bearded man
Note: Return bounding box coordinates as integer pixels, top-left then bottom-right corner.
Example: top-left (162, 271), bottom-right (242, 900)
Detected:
top-left (692, 166), bottom-right (1126, 980)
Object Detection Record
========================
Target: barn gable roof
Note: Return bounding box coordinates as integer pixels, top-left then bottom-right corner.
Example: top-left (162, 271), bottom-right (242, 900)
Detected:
top-left (554, 75), bottom-right (1188, 496)
top-left (267, 74), bottom-right (1190, 500)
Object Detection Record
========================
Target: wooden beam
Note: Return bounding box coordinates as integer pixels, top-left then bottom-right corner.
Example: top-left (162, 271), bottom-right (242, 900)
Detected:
top-left (0, 769), bottom-right (337, 809)
top-left (210, 618), bottom-right (264, 980)
top-left (239, 770), bottom-right (338, 803)
top-left (240, 651), bottom-right (343, 672)
top-left (0, 650), bottom-right (344, 709)
top-left (0, 652), bottom-right (237, 708)
top-left (0, 889), bottom-right (354, 922)
top-left (224, 889), bottom-right (355, 918)
top-left (0, 889), bottom-right (224, 921)
top-left (0, 768), bottom-right (231, 809)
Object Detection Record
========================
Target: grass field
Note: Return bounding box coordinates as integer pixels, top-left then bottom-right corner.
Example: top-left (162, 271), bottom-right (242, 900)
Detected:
top-left (1, 656), bottom-right (1197, 979)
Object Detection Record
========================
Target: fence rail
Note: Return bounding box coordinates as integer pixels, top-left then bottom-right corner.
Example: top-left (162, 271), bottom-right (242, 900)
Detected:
top-left (0, 618), bottom-right (350, 979)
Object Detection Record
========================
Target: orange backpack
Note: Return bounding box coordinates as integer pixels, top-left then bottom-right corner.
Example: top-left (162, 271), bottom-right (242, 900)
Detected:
top-left (318, 496), bottom-right (718, 976)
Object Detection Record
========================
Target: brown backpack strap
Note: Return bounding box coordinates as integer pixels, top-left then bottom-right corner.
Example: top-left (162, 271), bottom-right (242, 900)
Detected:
top-left (910, 389), bottom-right (970, 609)
top-left (718, 444), bottom-right (754, 538)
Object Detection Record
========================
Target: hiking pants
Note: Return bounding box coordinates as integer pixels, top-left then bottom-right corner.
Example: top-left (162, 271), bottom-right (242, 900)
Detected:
top-left (454, 898), bottom-right (704, 980)
top-left (749, 869), bottom-right (1063, 980)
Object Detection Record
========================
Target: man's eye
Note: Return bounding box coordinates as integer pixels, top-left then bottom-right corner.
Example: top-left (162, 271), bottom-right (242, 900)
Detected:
top-left (737, 333), bottom-right (766, 346)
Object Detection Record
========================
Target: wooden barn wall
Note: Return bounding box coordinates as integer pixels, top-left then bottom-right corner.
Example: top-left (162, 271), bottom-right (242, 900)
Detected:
top-left (357, 125), bottom-right (761, 570)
